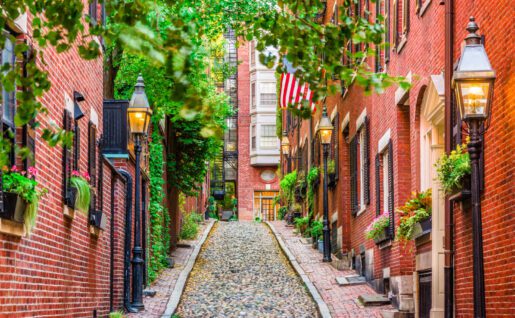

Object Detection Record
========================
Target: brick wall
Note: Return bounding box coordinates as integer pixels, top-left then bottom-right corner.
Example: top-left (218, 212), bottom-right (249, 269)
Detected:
top-left (237, 41), bottom-right (279, 221)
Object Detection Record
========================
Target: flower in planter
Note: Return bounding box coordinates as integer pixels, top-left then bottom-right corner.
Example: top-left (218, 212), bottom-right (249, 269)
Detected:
top-left (327, 159), bottom-right (336, 175)
top-left (70, 170), bottom-right (92, 214)
top-left (396, 189), bottom-right (432, 244)
top-left (435, 139), bottom-right (471, 195)
top-left (365, 211), bottom-right (390, 240)
top-left (2, 166), bottom-right (47, 234)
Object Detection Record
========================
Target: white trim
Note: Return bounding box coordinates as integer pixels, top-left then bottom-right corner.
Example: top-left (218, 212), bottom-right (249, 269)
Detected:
top-left (356, 108), bottom-right (367, 130)
top-left (330, 106), bottom-right (338, 121)
top-left (64, 93), bottom-right (74, 114)
top-left (378, 129), bottom-right (391, 154)
top-left (331, 212), bottom-right (338, 223)
top-left (340, 112), bottom-right (350, 133)
top-left (394, 71), bottom-right (412, 106)
top-left (90, 107), bottom-right (99, 126)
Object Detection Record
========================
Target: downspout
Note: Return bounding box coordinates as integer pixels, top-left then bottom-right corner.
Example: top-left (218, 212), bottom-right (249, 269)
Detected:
top-left (109, 170), bottom-right (116, 312)
top-left (444, 0), bottom-right (455, 317)
top-left (118, 169), bottom-right (134, 312)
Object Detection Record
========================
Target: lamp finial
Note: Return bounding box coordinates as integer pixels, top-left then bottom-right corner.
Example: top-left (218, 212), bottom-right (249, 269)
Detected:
top-left (465, 16), bottom-right (481, 45)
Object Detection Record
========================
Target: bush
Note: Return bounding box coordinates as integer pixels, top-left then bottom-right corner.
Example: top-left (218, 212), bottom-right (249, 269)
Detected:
top-left (180, 212), bottom-right (200, 240)
top-left (189, 211), bottom-right (204, 223)
top-left (310, 220), bottom-right (323, 240)
top-left (294, 216), bottom-right (309, 234)
top-left (278, 206), bottom-right (288, 220)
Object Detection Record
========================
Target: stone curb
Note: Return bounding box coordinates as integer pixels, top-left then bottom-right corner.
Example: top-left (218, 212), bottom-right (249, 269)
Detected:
top-left (265, 221), bottom-right (333, 318)
top-left (161, 219), bottom-right (217, 318)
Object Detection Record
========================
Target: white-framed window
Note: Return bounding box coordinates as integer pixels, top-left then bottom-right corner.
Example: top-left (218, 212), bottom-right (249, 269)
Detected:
top-left (358, 128), bottom-right (366, 212)
top-left (260, 83), bottom-right (276, 107)
top-left (251, 82), bottom-right (256, 109)
top-left (251, 125), bottom-right (256, 150)
top-left (260, 124), bottom-right (277, 148)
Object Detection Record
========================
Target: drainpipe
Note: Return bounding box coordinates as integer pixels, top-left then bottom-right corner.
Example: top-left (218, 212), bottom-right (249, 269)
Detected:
top-left (444, 0), bottom-right (455, 317)
top-left (118, 169), bottom-right (135, 313)
top-left (109, 171), bottom-right (116, 312)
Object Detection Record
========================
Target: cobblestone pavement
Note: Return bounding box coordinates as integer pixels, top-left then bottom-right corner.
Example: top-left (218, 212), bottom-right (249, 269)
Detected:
top-left (270, 221), bottom-right (394, 318)
top-left (176, 222), bottom-right (319, 318)
top-left (127, 221), bottom-right (211, 318)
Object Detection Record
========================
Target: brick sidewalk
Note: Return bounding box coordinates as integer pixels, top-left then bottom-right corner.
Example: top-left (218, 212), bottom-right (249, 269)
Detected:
top-left (270, 221), bottom-right (393, 318)
top-left (127, 221), bottom-right (212, 318)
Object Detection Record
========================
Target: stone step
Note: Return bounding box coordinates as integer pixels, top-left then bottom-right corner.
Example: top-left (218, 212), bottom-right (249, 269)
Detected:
top-left (335, 275), bottom-right (367, 286)
top-left (221, 211), bottom-right (233, 221)
top-left (380, 309), bottom-right (414, 318)
top-left (358, 294), bottom-right (391, 306)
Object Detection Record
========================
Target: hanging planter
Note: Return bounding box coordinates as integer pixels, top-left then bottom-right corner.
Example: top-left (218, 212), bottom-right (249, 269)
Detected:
top-left (396, 189), bottom-right (432, 244)
top-left (435, 140), bottom-right (471, 200)
top-left (69, 170), bottom-right (92, 214)
top-left (1, 166), bottom-right (47, 234)
top-left (412, 217), bottom-right (432, 240)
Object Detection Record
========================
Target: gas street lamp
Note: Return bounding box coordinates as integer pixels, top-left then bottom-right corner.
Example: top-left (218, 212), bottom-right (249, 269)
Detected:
top-left (318, 105), bottom-right (333, 263)
top-left (452, 17), bottom-right (495, 318)
top-left (281, 130), bottom-right (291, 173)
top-left (127, 74), bottom-right (152, 312)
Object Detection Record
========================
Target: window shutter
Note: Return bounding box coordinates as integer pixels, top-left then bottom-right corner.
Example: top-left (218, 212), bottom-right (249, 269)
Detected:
top-left (97, 143), bottom-right (104, 211)
top-left (333, 113), bottom-right (339, 181)
top-left (350, 136), bottom-right (358, 215)
top-left (387, 141), bottom-right (395, 237)
top-left (63, 110), bottom-right (73, 202)
top-left (89, 0), bottom-right (98, 25)
top-left (393, 0), bottom-right (399, 48)
top-left (88, 122), bottom-right (97, 186)
top-left (363, 116), bottom-right (370, 205)
top-left (375, 153), bottom-right (381, 216)
top-left (73, 120), bottom-right (80, 171)
top-left (385, 0), bottom-right (391, 62)
top-left (402, 0), bottom-right (410, 35)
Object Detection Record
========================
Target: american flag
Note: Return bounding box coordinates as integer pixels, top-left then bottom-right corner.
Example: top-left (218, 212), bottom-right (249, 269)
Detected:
top-left (279, 58), bottom-right (316, 112)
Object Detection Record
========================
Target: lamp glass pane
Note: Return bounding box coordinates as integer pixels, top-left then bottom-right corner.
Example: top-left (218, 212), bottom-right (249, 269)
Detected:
top-left (320, 129), bottom-right (332, 144)
top-left (458, 82), bottom-right (490, 118)
top-left (281, 144), bottom-right (290, 155)
top-left (128, 109), bottom-right (150, 134)
top-left (459, 45), bottom-right (492, 72)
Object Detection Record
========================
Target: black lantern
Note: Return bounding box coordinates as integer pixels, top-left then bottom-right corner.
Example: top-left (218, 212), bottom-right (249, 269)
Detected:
top-left (318, 105), bottom-right (333, 263)
top-left (128, 75), bottom-right (152, 135)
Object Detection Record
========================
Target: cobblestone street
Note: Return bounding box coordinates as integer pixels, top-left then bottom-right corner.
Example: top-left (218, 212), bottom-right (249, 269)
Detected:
top-left (176, 222), bottom-right (319, 318)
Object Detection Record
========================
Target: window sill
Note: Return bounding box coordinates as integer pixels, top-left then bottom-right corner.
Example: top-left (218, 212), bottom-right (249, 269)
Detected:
top-left (63, 205), bottom-right (75, 219)
top-left (396, 36), bottom-right (407, 54)
top-left (0, 218), bottom-right (26, 237)
top-left (418, 0), bottom-right (431, 17)
top-left (356, 206), bottom-right (367, 217)
top-left (89, 225), bottom-right (101, 237)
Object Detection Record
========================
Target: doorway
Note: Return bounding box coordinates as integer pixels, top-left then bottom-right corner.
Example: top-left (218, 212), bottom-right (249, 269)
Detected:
top-left (253, 191), bottom-right (279, 221)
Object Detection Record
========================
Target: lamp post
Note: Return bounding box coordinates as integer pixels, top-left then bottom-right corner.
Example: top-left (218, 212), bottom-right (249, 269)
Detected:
top-left (318, 105), bottom-right (333, 263)
top-left (453, 17), bottom-right (495, 318)
top-left (281, 130), bottom-right (291, 173)
top-left (127, 74), bottom-right (152, 311)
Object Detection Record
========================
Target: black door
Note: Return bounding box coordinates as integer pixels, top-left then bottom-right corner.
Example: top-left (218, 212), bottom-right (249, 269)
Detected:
top-left (419, 270), bottom-right (432, 318)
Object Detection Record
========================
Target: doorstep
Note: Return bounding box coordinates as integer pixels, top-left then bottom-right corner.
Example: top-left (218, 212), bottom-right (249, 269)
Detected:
top-left (358, 294), bottom-right (391, 306)
top-left (336, 274), bottom-right (367, 286)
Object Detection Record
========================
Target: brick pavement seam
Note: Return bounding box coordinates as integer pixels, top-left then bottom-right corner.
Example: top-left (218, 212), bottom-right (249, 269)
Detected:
top-left (265, 221), bottom-right (333, 318)
top-left (161, 219), bottom-right (217, 318)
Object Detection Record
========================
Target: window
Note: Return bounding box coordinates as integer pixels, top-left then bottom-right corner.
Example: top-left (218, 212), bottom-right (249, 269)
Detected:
top-left (375, 0), bottom-right (386, 72)
top-left (393, 0), bottom-right (409, 52)
top-left (89, 0), bottom-right (98, 26)
top-left (1, 33), bottom-right (16, 165)
top-left (260, 124), bottom-right (277, 148)
top-left (251, 82), bottom-right (256, 109)
top-left (251, 125), bottom-right (256, 150)
top-left (351, 116), bottom-right (370, 216)
top-left (260, 83), bottom-right (276, 107)
top-left (250, 41), bottom-right (256, 68)
top-left (330, 113), bottom-right (339, 181)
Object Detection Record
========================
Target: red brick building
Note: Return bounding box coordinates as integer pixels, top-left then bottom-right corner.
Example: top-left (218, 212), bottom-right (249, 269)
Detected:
top-left (283, 0), bottom-right (514, 317)
top-left (237, 40), bottom-right (280, 222)
top-left (0, 4), bottom-right (156, 317)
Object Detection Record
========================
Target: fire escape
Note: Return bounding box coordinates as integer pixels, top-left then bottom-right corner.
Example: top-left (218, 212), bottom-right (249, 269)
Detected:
top-left (211, 28), bottom-right (238, 199)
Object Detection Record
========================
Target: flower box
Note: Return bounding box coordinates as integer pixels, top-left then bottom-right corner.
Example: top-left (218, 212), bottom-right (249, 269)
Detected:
top-left (90, 210), bottom-right (106, 230)
top-left (413, 217), bottom-right (432, 240)
top-left (0, 192), bottom-right (27, 223)
top-left (449, 175), bottom-right (471, 202)
top-left (373, 228), bottom-right (391, 245)
top-left (213, 190), bottom-right (225, 200)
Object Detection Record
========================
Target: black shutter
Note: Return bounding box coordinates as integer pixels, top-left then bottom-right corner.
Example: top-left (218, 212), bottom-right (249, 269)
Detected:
top-left (375, 153), bottom-right (381, 216)
top-left (333, 113), bottom-right (339, 181)
top-left (350, 136), bottom-right (358, 215)
top-left (385, 0), bottom-right (391, 63)
top-left (363, 116), bottom-right (370, 205)
top-left (97, 143), bottom-right (104, 211)
top-left (388, 141), bottom-right (395, 237)
top-left (375, 0), bottom-right (381, 72)
top-left (63, 110), bottom-right (73, 202)
top-left (89, 0), bottom-right (98, 25)
top-left (88, 122), bottom-right (97, 185)
top-left (73, 120), bottom-right (80, 171)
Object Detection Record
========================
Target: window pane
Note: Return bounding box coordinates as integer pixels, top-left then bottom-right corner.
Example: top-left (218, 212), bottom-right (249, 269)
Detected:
top-left (251, 125), bottom-right (256, 149)
top-left (260, 93), bottom-right (276, 106)
top-left (2, 36), bottom-right (15, 127)
top-left (260, 125), bottom-right (277, 148)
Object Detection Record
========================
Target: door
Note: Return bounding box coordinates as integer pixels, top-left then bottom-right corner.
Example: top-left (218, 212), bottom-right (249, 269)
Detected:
top-left (419, 271), bottom-right (432, 318)
top-left (253, 191), bottom-right (279, 221)
top-left (261, 198), bottom-right (275, 221)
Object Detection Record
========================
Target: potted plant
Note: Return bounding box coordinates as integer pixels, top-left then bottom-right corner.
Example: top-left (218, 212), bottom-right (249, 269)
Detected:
top-left (327, 159), bottom-right (337, 188)
top-left (69, 170), bottom-right (91, 214)
top-left (396, 189), bottom-right (432, 244)
top-left (435, 139), bottom-right (471, 199)
top-left (310, 220), bottom-right (323, 249)
top-left (292, 203), bottom-right (302, 219)
top-left (294, 216), bottom-right (309, 235)
top-left (317, 237), bottom-right (324, 252)
top-left (365, 211), bottom-right (391, 244)
top-left (1, 166), bottom-right (47, 234)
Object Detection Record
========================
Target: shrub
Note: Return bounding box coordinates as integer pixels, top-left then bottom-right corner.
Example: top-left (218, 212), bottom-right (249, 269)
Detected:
top-left (180, 212), bottom-right (200, 240)
top-left (294, 216), bottom-right (309, 234)
top-left (109, 311), bottom-right (126, 318)
top-left (365, 212), bottom-right (390, 240)
top-left (310, 220), bottom-right (323, 240)
top-left (278, 206), bottom-right (288, 220)
top-left (435, 140), bottom-right (471, 195)
top-left (396, 190), bottom-right (432, 243)
top-left (279, 170), bottom-right (297, 206)
top-left (254, 216), bottom-right (262, 223)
